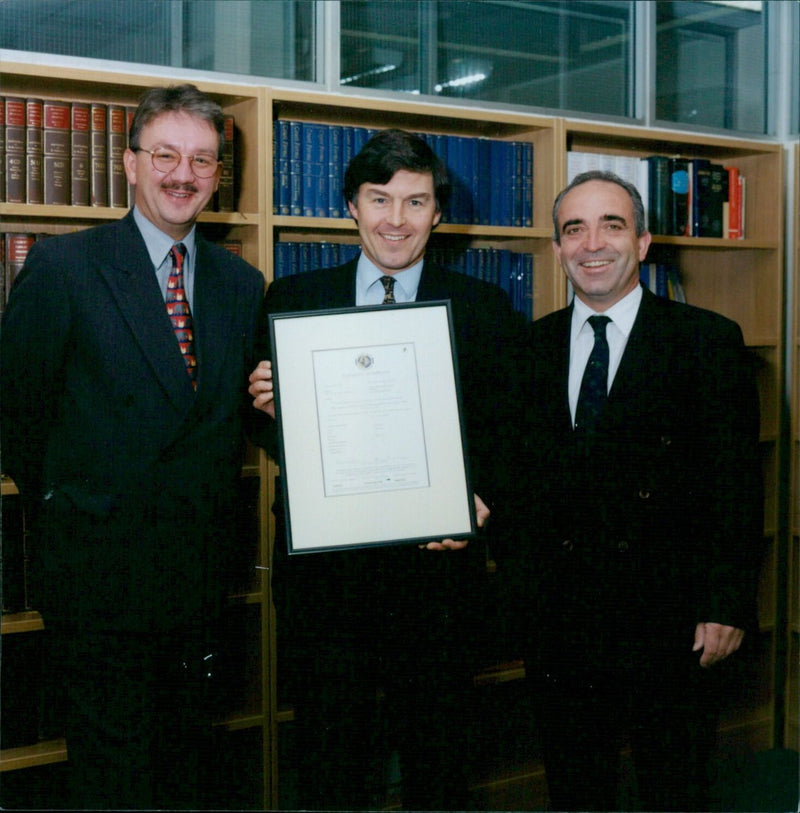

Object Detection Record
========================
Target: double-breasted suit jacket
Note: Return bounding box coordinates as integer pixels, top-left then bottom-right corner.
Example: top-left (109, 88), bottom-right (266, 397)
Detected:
top-left (507, 286), bottom-right (763, 679)
top-left (1, 211), bottom-right (267, 632)
top-left (258, 258), bottom-right (528, 676)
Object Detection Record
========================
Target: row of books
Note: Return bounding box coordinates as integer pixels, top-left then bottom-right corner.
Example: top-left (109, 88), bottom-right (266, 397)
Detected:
top-left (273, 121), bottom-right (534, 227)
top-left (1, 96), bottom-right (235, 211)
top-left (0, 232), bottom-right (245, 311)
top-left (274, 241), bottom-right (533, 316)
top-left (639, 262), bottom-right (686, 303)
top-left (568, 151), bottom-right (745, 239)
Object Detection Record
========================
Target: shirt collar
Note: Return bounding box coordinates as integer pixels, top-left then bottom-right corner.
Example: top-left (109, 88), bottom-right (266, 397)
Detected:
top-left (355, 251), bottom-right (423, 303)
top-left (132, 206), bottom-right (197, 269)
top-left (571, 283), bottom-right (643, 338)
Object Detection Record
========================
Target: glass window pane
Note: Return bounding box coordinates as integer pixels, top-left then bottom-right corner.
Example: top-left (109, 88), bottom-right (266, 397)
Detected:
top-left (0, 0), bottom-right (316, 82)
top-left (340, 1), bottom-right (634, 118)
top-left (656, 0), bottom-right (766, 132)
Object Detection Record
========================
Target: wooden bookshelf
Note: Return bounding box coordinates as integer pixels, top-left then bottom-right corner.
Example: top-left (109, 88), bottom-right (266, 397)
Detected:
top-left (1, 60), bottom-right (790, 808)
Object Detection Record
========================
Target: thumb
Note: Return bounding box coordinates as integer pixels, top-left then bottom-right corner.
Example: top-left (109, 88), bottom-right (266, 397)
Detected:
top-left (692, 622), bottom-right (705, 652)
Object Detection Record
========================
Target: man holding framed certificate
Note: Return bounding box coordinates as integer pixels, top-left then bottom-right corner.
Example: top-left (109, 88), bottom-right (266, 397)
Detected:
top-left (249, 129), bottom-right (527, 810)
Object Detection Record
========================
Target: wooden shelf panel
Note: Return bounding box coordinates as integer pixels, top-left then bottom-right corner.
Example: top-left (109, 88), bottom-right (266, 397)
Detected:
top-left (1, 611), bottom-right (44, 635)
top-left (0, 738), bottom-right (67, 772)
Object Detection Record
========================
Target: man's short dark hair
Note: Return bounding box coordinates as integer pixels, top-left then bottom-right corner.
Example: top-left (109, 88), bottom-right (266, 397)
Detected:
top-left (128, 84), bottom-right (226, 158)
top-left (552, 170), bottom-right (647, 243)
top-left (344, 129), bottom-right (451, 212)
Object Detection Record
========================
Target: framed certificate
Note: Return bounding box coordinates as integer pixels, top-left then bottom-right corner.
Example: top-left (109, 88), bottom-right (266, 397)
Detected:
top-left (269, 301), bottom-right (476, 554)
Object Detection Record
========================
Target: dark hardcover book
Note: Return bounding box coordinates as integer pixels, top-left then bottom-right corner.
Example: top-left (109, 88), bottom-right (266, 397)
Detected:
top-left (43, 100), bottom-right (70, 206)
top-left (689, 158), bottom-right (712, 237)
top-left (0, 630), bottom-right (45, 749)
top-left (1, 493), bottom-right (27, 612)
top-left (0, 233), bottom-right (5, 310)
top-left (668, 157), bottom-right (690, 236)
top-left (70, 102), bottom-right (90, 206)
top-left (644, 155), bottom-right (671, 235)
top-left (107, 104), bottom-right (127, 208)
top-left (5, 96), bottom-right (26, 204)
top-left (216, 113), bottom-right (235, 212)
top-left (0, 96), bottom-right (5, 203)
top-left (696, 163), bottom-right (726, 237)
top-left (90, 103), bottom-right (108, 207)
top-left (25, 98), bottom-right (43, 204)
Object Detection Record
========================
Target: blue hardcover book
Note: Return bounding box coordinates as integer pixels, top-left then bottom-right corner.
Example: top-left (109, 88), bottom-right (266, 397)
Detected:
top-left (288, 121), bottom-right (303, 217)
top-left (489, 141), bottom-right (506, 227)
top-left (301, 123), bottom-right (327, 219)
top-left (274, 241), bottom-right (293, 279)
top-left (522, 142), bottom-right (533, 227)
top-left (273, 120), bottom-right (291, 215)
top-left (327, 125), bottom-right (343, 219)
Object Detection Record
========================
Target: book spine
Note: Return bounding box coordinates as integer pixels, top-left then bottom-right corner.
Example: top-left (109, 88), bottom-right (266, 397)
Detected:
top-left (645, 156), bottom-right (671, 235)
top-left (25, 98), bottom-right (43, 205)
top-left (668, 158), bottom-right (690, 236)
top-left (90, 103), bottom-right (108, 207)
top-left (689, 158), bottom-right (712, 237)
top-left (126, 106), bottom-right (136, 207)
top-left (43, 100), bottom-right (70, 206)
top-left (725, 166), bottom-right (742, 239)
top-left (5, 97), bottom-right (26, 204)
top-left (5, 232), bottom-right (35, 300)
top-left (0, 96), bottom-right (5, 203)
top-left (70, 102), bottom-right (90, 207)
top-left (107, 104), bottom-right (127, 208)
top-left (327, 124), bottom-right (342, 219)
top-left (217, 114), bottom-right (235, 212)
top-left (288, 120), bottom-right (302, 217)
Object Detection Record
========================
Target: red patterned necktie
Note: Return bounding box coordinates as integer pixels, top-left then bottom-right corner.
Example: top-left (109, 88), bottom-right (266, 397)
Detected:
top-left (166, 242), bottom-right (197, 388)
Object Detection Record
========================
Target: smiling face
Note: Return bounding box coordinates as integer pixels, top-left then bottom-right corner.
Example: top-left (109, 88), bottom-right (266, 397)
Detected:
top-left (553, 179), bottom-right (651, 310)
top-left (123, 110), bottom-right (220, 241)
top-left (347, 169), bottom-right (441, 275)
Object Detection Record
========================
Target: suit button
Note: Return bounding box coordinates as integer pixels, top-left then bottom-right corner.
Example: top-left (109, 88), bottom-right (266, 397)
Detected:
top-left (639, 489), bottom-right (651, 499)
top-left (562, 540), bottom-right (574, 552)
top-left (617, 540), bottom-right (629, 553)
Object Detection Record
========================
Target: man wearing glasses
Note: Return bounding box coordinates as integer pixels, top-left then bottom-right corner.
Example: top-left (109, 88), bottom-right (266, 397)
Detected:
top-left (1, 84), bottom-right (267, 809)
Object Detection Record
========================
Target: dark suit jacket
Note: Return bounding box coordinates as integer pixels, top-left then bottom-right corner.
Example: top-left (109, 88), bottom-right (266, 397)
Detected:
top-left (1, 211), bottom-right (267, 632)
top-left (257, 258), bottom-right (528, 677)
top-left (504, 286), bottom-right (763, 679)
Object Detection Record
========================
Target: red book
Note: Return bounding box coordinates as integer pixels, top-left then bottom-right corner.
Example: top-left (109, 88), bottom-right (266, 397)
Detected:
top-left (5, 232), bottom-right (35, 299)
top-left (107, 104), bottom-right (127, 208)
top-left (43, 100), bottom-right (70, 205)
top-left (90, 103), bottom-right (108, 207)
top-left (725, 166), bottom-right (742, 240)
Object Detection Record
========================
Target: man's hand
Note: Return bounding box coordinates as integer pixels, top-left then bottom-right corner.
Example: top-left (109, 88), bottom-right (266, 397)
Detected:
top-left (249, 360), bottom-right (275, 418)
top-left (693, 622), bottom-right (744, 667)
top-left (420, 494), bottom-right (489, 551)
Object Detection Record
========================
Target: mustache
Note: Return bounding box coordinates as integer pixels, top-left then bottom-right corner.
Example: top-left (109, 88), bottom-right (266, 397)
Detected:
top-left (161, 182), bottom-right (198, 193)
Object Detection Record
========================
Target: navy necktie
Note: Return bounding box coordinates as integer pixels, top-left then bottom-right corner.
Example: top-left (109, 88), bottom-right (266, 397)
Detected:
top-left (575, 315), bottom-right (611, 432)
top-left (166, 243), bottom-right (197, 389)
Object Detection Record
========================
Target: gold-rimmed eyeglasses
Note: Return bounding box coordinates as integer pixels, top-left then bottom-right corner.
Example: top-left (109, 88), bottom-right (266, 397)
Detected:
top-left (137, 147), bottom-right (220, 178)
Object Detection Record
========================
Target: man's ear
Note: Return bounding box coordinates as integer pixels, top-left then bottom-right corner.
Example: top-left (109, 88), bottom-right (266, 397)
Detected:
top-left (347, 199), bottom-right (359, 221)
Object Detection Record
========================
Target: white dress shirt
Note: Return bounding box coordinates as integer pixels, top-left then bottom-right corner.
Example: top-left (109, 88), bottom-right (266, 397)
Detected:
top-left (568, 285), bottom-right (643, 426)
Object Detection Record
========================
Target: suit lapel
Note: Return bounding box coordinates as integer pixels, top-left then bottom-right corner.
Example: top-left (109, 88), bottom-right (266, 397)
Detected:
top-left (99, 213), bottom-right (196, 412)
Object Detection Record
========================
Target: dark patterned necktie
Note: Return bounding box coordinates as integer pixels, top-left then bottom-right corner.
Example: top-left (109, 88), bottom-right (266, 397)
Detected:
top-left (166, 242), bottom-right (197, 388)
top-left (380, 275), bottom-right (396, 304)
top-left (575, 315), bottom-right (611, 432)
